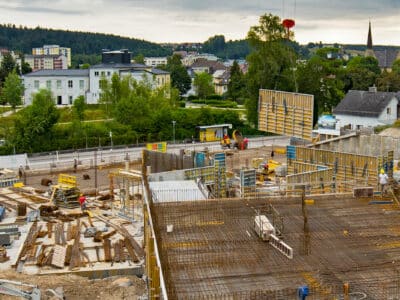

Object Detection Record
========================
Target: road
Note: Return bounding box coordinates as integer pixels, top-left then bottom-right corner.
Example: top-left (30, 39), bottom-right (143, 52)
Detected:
top-left (25, 136), bottom-right (290, 171)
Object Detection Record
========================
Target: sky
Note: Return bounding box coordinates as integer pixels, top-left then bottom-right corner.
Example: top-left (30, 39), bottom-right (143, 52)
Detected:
top-left (0, 0), bottom-right (399, 45)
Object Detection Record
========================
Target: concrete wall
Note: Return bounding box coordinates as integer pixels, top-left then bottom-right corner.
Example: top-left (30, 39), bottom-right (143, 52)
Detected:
top-left (313, 134), bottom-right (400, 159)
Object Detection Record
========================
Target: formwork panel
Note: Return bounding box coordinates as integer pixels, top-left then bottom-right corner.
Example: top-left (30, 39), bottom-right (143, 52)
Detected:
top-left (258, 89), bottom-right (314, 141)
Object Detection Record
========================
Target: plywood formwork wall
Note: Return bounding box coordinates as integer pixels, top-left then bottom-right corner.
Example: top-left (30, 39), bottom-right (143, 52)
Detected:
top-left (287, 169), bottom-right (334, 193)
top-left (287, 147), bottom-right (390, 189)
top-left (258, 89), bottom-right (314, 141)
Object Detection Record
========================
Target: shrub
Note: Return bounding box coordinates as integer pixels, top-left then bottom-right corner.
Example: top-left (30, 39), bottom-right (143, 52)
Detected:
top-left (187, 95), bottom-right (198, 101)
top-left (205, 94), bottom-right (223, 100)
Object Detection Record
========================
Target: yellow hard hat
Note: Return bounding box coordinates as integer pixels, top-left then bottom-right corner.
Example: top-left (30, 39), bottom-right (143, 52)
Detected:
top-left (380, 169), bottom-right (385, 174)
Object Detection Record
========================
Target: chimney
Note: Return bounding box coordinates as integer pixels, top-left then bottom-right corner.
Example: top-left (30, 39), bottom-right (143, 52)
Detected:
top-left (369, 85), bottom-right (377, 93)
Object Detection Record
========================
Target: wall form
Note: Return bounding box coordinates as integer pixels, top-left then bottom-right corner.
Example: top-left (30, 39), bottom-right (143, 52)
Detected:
top-left (312, 134), bottom-right (400, 160)
top-left (287, 146), bottom-right (393, 192)
top-left (258, 89), bottom-right (314, 141)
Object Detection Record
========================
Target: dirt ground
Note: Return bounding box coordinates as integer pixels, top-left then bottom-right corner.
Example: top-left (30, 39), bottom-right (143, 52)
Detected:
top-left (0, 270), bottom-right (146, 299)
top-left (3, 146), bottom-right (286, 299)
top-left (22, 146), bottom-right (286, 194)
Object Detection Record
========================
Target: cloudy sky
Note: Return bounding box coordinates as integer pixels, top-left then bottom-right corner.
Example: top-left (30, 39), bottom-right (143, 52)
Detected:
top-left (0, 0), bottom-right (399, 45)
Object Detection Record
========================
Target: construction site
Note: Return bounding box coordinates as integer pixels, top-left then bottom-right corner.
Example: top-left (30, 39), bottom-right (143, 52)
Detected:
top-left (2, 89), bottom-right (400, 299)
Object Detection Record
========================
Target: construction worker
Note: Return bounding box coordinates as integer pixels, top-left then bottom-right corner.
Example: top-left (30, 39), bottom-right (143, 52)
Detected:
top-left (379, 169), bottom-right (389, 195)
top-left (263, 163), bottom-right (269, 175)
top-left (79, 194), bottom-right (87, 211)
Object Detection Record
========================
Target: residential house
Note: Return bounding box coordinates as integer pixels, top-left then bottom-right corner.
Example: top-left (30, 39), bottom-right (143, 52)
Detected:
top-left (24, 54), bottom-right (68, 71)
top-left (87, 63), bottom-right (148, 104)
top-left (332, 87), bottom-right (400, 130)
top-left (121, 68), bottom-right (170, 89)
top-left (144, 57), bottom-right (168, 67)
top-left (213, 69), bottom-right (230, 95)
top-left (32, 45), bottom-right (71, 67)
top-left (189, 59), bottom-right (228, 95)
top-left (182, 53), bottom-right (218, 67)
top-left (23, 69), bottom-right (89, 105)
top-left (190, 58), bottom-right (227, 75)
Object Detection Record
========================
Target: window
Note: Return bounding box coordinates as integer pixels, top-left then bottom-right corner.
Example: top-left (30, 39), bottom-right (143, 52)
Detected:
top-left (107, 71), bottom-right (111, 76)
top-left (387, 107), bottom-right (391, 114)
top-left (69, 96), bottom-right (73, 105)
top-left (101, 71), bottom-right (105, 76)
top-left (94, 71), bottom-right (99, 76)
top-left (79, 80), bottom-right (84, 89)
top-left (34, 80), bottom-right (39, 88)
top-left (46, 80), bottom-right (51, 89)
top-left (56, 80), bottom-right (61, 89)
top-left (57, 96), bottom-right (62, 105)
top-left (68, 80), bottom-right (73, 88)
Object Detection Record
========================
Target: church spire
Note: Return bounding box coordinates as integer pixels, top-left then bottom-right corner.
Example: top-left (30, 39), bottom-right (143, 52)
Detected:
top-left (367, 21), bottom-right (373, 49)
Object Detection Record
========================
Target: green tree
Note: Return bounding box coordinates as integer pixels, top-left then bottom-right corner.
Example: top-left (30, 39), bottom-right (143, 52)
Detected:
top-left (13, 89), bottom-right (60, 152)
top-left (73, 96), bottom-right (86, 121)
top-left (227, 60), bottom-right (244, 102)
top-left (392, 59), bottom-right (400, 74)
top-left (376, 70), bottom-right (400, 92)
top-left (296, 50), bottom-right (345, 121)
top-left (193, 72), bottom-right (214, 99)
top-left (202, 35), bottom-right (226, 57)
top-left (245, 13), bottom-right (297, 126)
top-left (133, 54), bottom-right (145, 64)
top-left (1, 70), bottom-right (24, 108)
top-left (346, 56), bottom-right (381, 90)
top-left (164, 54), bottom-right (191, 95)
top-left (0, 53), bottom-right (18, 83)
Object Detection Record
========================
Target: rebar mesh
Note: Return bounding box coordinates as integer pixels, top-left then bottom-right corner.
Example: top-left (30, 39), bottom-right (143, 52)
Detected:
top-left (151, 195), bottom-right (400, 299)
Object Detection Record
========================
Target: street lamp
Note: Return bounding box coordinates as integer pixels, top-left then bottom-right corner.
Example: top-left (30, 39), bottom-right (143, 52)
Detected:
top-left (172, 120), bottom-right (176, 144)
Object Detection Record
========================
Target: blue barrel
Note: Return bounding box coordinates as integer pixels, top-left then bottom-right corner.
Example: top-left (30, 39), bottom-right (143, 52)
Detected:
top-left (195, 152), bottom-right (206, 168)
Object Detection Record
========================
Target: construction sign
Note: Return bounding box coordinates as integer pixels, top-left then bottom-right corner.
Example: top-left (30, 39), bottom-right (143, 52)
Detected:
top-left (258, 89), bottom-right (314, 141)
top-left (146, 142), bottom-right (167, 153)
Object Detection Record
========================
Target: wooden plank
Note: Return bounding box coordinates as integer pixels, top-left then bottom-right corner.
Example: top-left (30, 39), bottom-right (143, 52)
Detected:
top-left (113, 241), bottom-right (120, 263)
top-left (124, 237), bottom-right (139, 263)
top-left (51, 245), bottom-right (67, 268)
top-left (65, 244), bottom-right (72, 265)
top-left (103, 238), bottom-right (112, 262)
top-left (68, 220), bottom-right (81, 270)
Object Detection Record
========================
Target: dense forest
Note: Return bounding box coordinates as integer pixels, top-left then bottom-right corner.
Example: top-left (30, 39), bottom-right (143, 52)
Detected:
top-left (0, 24), bottom-right (172, 59)
top-left (1, 24), bottom-right (399, 64)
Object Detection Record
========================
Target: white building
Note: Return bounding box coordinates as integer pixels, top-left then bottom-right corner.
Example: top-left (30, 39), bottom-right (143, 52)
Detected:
top-left (23, 69), bottom-right (89, 105)
top-left (333, 87), bottom-right (400, 130)
top-left (87, 63), bottom-right (148, 104)
top-left (144, 57), bottom-right (167, 67)
top-left (23, 62), bottom-right (170, 106)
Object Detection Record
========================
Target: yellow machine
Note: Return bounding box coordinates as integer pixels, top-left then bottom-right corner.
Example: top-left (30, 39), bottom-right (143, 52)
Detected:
top-left (252, 158), bottom-right (282, 182)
